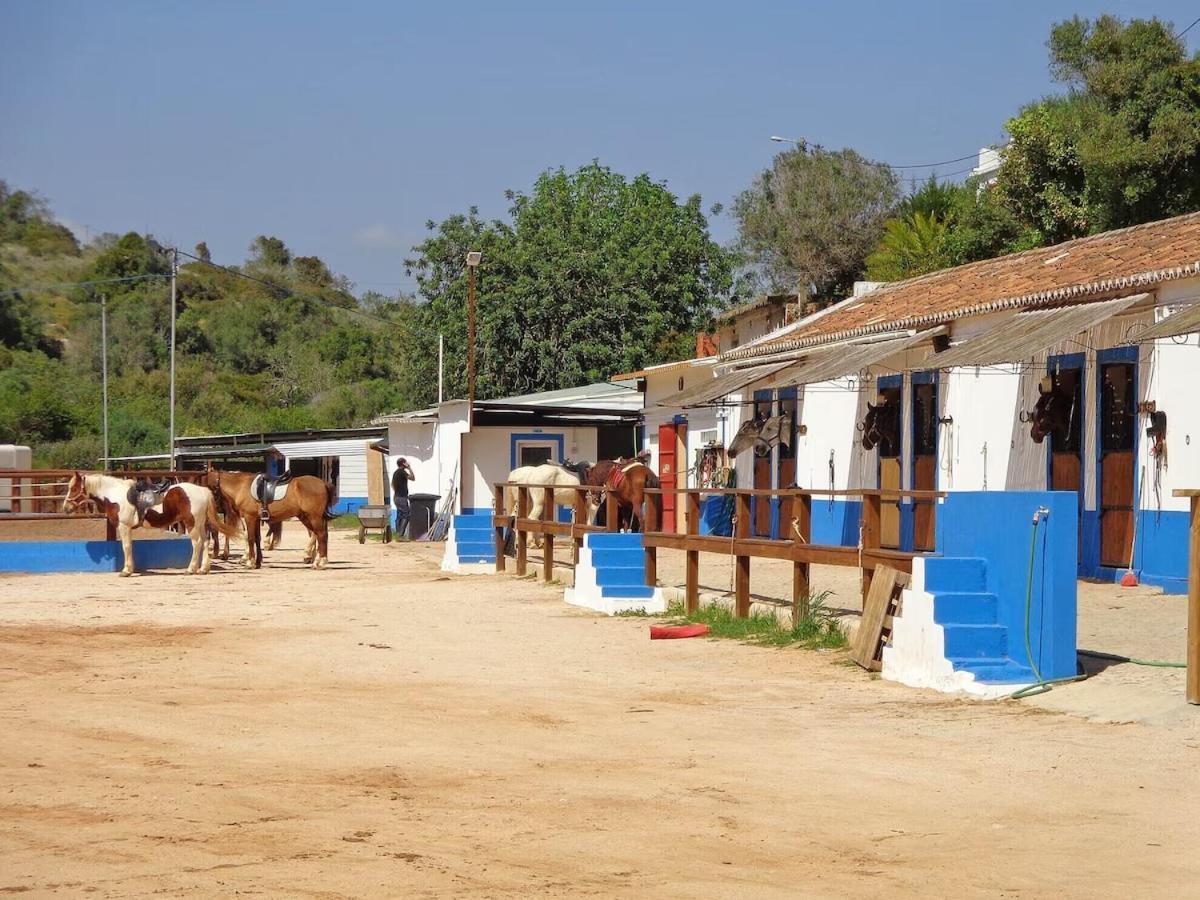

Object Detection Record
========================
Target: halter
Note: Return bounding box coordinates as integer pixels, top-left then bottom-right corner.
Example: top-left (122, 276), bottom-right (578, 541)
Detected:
top-left (62, 474), bottom-right (90, 513)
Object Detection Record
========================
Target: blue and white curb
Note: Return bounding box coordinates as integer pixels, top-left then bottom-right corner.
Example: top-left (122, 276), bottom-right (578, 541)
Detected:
top-left (565, 532), bottom-right (666, 616)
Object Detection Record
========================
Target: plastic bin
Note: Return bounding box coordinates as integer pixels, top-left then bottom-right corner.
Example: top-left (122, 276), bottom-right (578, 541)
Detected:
top-left (699, 494), bottom-right (734, 536)
top-left (408, 493), bottom-right (440, 538)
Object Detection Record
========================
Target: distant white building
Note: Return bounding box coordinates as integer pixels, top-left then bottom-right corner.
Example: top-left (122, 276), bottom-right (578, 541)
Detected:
top-left (970, 145), bottom-right (1004, 187)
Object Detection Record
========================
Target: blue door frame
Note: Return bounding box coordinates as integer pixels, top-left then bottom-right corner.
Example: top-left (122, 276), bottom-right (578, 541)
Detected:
top-left (1094, 345), bottom-right (1139, 580)
top-left (906, 371), bottom-right (937, 552)
top-left (1046, 352), bottom-right (1087, 576)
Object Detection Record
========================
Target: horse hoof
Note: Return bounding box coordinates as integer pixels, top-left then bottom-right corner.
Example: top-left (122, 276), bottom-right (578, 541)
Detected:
top-left (118, 570), bottom-right (132, 578)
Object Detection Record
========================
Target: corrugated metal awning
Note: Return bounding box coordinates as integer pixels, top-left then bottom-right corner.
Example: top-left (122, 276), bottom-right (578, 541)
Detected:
top-left (773, 331), bottom-right (937, 387)
top-left (927, 294), bottom-right (1148, 368)
top-left (655, 361), bottom-right (793, 408)
top-left (1131, 302), bottom-right (1200, 342)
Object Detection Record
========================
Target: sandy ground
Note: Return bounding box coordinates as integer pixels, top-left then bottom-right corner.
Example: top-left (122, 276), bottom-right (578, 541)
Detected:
top-left (1, 530), bottom-right (1197, 898)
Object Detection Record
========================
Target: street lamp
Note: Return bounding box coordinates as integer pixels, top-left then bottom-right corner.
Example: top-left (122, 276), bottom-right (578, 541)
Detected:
top-left (465, 251), bottom-right (482, 412)
top-left (770, 135), bottom-right (807, 151)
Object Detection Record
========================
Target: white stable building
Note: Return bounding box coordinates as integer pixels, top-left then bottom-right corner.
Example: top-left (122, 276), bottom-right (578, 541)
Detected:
top-left (628, 212), bottom-right (1200, 594)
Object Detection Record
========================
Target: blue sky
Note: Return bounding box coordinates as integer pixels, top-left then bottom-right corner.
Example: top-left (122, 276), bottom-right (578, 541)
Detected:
top-left (2, 1), bottom-right (1196, 295)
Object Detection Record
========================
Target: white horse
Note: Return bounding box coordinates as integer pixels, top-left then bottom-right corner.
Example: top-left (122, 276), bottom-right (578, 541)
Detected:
top-left (503, 463), bottom-right (589, 548)
top-left (64, 473), bottom-right (235, 576)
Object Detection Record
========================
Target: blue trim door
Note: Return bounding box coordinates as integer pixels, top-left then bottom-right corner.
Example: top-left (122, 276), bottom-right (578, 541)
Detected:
top-left (876, 375), bottom-right (903, 549)
top-left (910, 371), bottom-right (938, 551)
top-left (1046, 353), bottom-right (1086, 571)
top-left (1096, 346), bottom-right (1138, 572)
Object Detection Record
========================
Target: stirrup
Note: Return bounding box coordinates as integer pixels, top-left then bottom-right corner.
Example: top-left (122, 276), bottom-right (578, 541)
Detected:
top-left (259, 508), bottom-right (271, 522)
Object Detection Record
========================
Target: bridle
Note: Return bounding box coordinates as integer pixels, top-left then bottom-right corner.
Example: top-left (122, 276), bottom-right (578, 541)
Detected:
top-left (62, 474), bottom-right (91, 513)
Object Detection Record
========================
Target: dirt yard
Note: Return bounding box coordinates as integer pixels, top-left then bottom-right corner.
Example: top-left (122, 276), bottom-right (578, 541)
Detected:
top-left (1, 530), bottom-right (1197, 898)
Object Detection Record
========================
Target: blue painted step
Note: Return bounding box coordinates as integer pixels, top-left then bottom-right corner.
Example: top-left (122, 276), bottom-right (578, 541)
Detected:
top-left (590, 548), bottom-right (643, 568)
top-left (933, 592), bottom-right (998, 625)
top-left (456, 540), bottom-right (496, 562)
top-left (599, 584), bottom-right (656, 599)
top-left (924, 557), bottom-right (987, 593)
top-left (943, 624), bottom-right (1008, 659)
top-left (950, 658), bottom-right (1036, 684)
top-left (587, 533), bottom-right (643, 550)
top-left (595, 566), bottom-right (647, 588)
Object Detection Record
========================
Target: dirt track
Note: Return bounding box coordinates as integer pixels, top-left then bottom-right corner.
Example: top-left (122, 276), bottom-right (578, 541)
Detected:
top-left (1, 532), bottom-right (1197, 898)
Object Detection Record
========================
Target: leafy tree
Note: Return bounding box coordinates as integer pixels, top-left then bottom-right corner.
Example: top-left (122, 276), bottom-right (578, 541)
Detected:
top-left (248, 234), bottom-right (292, 268)
top-left (733, 146), bottom-right (901, 298)
top-left (997, 15), bottom-right (1200, 240)
top-left (405, 162), bottom-right (735, 402)
top-left (90, 232), bottom-right (170, 282)
top-left (194, 241), bottom-right (212, 262)
top-left (0, 181), bottom-right (79, 256)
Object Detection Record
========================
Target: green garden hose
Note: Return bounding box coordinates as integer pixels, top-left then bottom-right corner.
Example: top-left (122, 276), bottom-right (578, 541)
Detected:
top-left (1010, 508), bottom-right (1088, 700)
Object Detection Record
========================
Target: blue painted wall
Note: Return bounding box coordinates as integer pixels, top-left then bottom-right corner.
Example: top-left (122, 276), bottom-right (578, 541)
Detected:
top-left (0, 539), bottom-right (196, 574)
top-left (1133, 509), bottom-right (1190, 593)
top-left (332, 496), bottom-right (369, 514)
top-left (935, 491), bottom-right (1078, 680)
top-left (811, 498), bottom-right (862, 546)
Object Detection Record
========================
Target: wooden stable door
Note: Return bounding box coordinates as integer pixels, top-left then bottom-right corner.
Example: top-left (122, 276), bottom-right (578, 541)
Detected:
top-left (752, 393), bottom-right (773, 537)
top-left (877, 385), bottom-right (903, 550)
top-left (911, 379), bottom-right (937, 551)
top-left (658, 423), bottom-right (678, 532)
top-left (1099, 362), bottom-right (1136, 568)
top-left (1047, 364), bottom-right (1083, 564)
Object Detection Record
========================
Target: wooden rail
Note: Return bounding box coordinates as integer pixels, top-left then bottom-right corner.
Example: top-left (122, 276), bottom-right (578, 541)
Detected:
top-left (641, 487), bottom-right (945, 619)
top-left (0, 469), bottom-right (203, 514)
top-left (491, 483), bottom-right (622, 580)
top-left (1171, 488), bottom-right (1199, 705)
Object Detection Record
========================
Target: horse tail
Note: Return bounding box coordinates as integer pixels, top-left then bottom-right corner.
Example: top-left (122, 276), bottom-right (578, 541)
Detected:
top-left (323, 481), bottom-right (340, 519)
top-left (206, 491), bottom-right (243, 539)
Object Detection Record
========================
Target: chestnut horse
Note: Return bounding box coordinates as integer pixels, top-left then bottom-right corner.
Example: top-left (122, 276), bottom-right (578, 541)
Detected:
top-left (585, 460), bottom-right (659, 533)
top-left (208, 486), bottom-right (281, 561)
top-left (1030, 376), bottom-right (1077, 444)
top-left (63, 472), bottom-right (237, 576)
top-left (205, 469), bottom-right (336, 569)
top-left (860, 399), bottom-right (900, 456)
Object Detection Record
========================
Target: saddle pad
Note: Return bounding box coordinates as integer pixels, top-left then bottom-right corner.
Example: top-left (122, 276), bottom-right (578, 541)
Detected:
top-left (251, 474), bottom-right (290, 504)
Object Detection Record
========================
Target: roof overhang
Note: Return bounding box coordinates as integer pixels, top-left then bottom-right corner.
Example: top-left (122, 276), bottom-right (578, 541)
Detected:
top-left (1131, 300), bottom-right (1200, 342)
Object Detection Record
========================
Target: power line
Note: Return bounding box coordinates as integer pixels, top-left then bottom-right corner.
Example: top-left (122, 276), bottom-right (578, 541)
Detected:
top-left (0, 273), bottom-right (168, 298)
top-left (1178, 15), bottom-right (1200, 38)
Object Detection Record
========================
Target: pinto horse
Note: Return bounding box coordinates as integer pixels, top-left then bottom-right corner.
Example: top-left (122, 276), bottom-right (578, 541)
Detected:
top-left (585, 460), bottom-right (659, 533)
top-left (205, 470), bottom-right (336, 569)
top-left (63, 472), bottom-right (236, 576)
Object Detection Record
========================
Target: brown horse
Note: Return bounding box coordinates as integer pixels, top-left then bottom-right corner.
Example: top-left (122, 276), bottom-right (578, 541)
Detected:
top-left (1030, 376), bottom-right (1078, 445)
top-left (860, 399), bottom-right (900, 455)
top-left (585, 459), bottom-right (659, 532)
top-left (207, 486), bottom-right (281, 561)
top-left (204, 470), bottom-right (336, 569)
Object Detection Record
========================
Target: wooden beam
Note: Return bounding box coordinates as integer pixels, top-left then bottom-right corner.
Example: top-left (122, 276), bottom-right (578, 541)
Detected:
top-left (541, 486), bottom-right (554, 584)
top-left (792, 493), bottom-right (812, 620)
top-left (685, 490), bottom-right (700, 613)
top-left (735, 493), bottom-right (751, 618)
top-left (1176, 490), bottom-right (1200, 705)
top-left (515, 486), bottom-right (529, 577)
top-left (494, 484), bottom-right (506, 573)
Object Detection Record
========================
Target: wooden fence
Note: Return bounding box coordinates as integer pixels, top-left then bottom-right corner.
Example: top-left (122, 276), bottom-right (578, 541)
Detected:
top-left (491, 480), bottom-right (943, 617)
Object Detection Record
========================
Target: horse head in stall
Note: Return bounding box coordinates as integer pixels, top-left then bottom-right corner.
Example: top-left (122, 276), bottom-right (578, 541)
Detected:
top-left (1029, 376), bottom-right (1076, 445)
top-left (860, 399), bottom-right (899, 455)
top-left (728, 414), bottom-right (766, 458)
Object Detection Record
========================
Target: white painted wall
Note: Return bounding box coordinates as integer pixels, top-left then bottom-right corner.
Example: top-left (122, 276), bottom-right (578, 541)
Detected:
top-left (273, 437), bottom-right (376, 499)
top-left (462, 426), bottom-right (598, 512)
top-left (388, 421), bottom-right (437, 499)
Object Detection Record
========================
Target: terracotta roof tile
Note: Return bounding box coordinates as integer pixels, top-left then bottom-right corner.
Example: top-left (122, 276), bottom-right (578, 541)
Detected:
top-left (725, 212), bottom-right (1200, 359)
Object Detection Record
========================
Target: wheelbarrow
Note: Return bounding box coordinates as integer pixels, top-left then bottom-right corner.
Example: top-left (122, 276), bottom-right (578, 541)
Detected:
top-left (356, 504), bottom-right (393, 544)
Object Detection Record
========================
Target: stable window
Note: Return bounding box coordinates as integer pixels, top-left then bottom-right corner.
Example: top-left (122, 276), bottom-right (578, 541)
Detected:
top-left (516, 441), bottom-right (557, 467)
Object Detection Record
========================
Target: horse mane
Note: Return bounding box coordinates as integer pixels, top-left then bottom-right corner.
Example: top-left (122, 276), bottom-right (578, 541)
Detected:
top-left (83, 473), bottom-right (134, 503)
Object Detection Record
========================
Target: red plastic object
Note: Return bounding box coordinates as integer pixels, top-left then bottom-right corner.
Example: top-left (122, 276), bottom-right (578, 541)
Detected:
top-left (1120, 571), bottom-right (1138, 587)
top-left (650, 624), bottom-right (710, 640)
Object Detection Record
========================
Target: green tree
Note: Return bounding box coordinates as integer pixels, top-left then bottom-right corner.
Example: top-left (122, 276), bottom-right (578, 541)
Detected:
top-left (865, 213), bottom-right (952, 281)
top-left (733, 146), bottom-right (901, 298)
top-left (997, 15), bottom-right (1200, 240)
top-left (248, 235), bottom-right (292, 268)
top-left (405, 162), bottom-right (735, 402)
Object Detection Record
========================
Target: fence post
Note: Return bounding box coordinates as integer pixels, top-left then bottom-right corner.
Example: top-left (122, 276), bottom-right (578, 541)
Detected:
top-left (861, 493), bottom-right (882, 606)
top-left (685, 489), bottom-right (700, 614)
top-left (1175, 490), bottom-right (1200, 705)
top-left (572, 488), bottom-right (588, 564)
top-left (734, 493), bottom-right (751, 618)
top-left (606, 487), bottom-right (619, 532)
top-left (494, 484), bottom-right (507, 573)
top-left (516, 486), bottom-right (529, 577)
top-left (792, 492), bottom-right (812, 623)
top-left (541, 485), bottom-right (555, 583)
top-left (644, 490), bottom-right (659, 589)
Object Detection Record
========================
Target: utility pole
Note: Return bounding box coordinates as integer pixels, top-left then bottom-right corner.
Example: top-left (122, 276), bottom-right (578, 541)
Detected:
top-left (168, 247), bottom-right (178, 470)
top-left (438, 333), bottom-right (444, 405)
top-left (465, 251), bottom-right (482, 419)
top-left (101, 294), bottom-right (110, 471)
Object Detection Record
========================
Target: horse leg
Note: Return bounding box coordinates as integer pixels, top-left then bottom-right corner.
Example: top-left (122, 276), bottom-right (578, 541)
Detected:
top-left (117, 522), bottom-right (134, 577)
top-left (304, 526), bottom-right (317, 564)
top-left (315, 519), bottom-right (329, 569)
top-left (529, 499), bottom-right (544, 549)
top-left (242, 513), bottom-right (260, 569)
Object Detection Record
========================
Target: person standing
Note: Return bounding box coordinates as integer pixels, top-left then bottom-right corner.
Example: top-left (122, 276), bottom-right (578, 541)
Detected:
top-left (391, 458), bottom-right (414, 537)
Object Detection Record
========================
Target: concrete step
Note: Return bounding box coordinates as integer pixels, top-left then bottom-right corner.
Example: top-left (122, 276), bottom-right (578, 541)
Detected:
top-left (590, 548), bottom-right (644, 569)
top-left (600, 584), bottom-right (656, 599)
top-left (595, 566), bottom-right (648, 588)
top-left (587, 533), bottom-right (643, 550)
top-left (942, 623), bottom-right (1008, 659)
top-left (924, 556), bottom-right (987, 593)
top-left (933, 592), bottom-right (998, 625)
top-left (949, 658), bottom-right (1036, 684)
top-left (455, 540), bottom-right (496, 560)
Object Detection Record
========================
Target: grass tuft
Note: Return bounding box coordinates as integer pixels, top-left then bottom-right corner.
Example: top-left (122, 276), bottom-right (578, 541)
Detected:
top-left (613, 608), bottom-right (650, 617)
top-left (662, 591), bottom-right (847, 650)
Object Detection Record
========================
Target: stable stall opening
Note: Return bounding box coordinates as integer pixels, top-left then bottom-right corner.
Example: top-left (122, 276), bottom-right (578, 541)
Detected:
top-left (910, 373), bottom-right (938, 552)
top-left (1098, 353), bottom-right (1137, 570)
top-left (875, 379), bottom-right (903, 550)
top-left (1047, 354), bottom-right (1084, 565)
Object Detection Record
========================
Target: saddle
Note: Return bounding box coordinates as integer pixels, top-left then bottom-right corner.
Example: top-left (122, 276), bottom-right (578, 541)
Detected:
top-left (252, 471), bottom-right (294, 521)
top-left (128, 478), bottom-right (172, 525)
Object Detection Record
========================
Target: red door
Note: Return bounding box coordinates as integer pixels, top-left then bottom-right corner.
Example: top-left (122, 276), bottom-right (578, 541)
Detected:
top-left (658, 424), bottom-right (677, 532)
